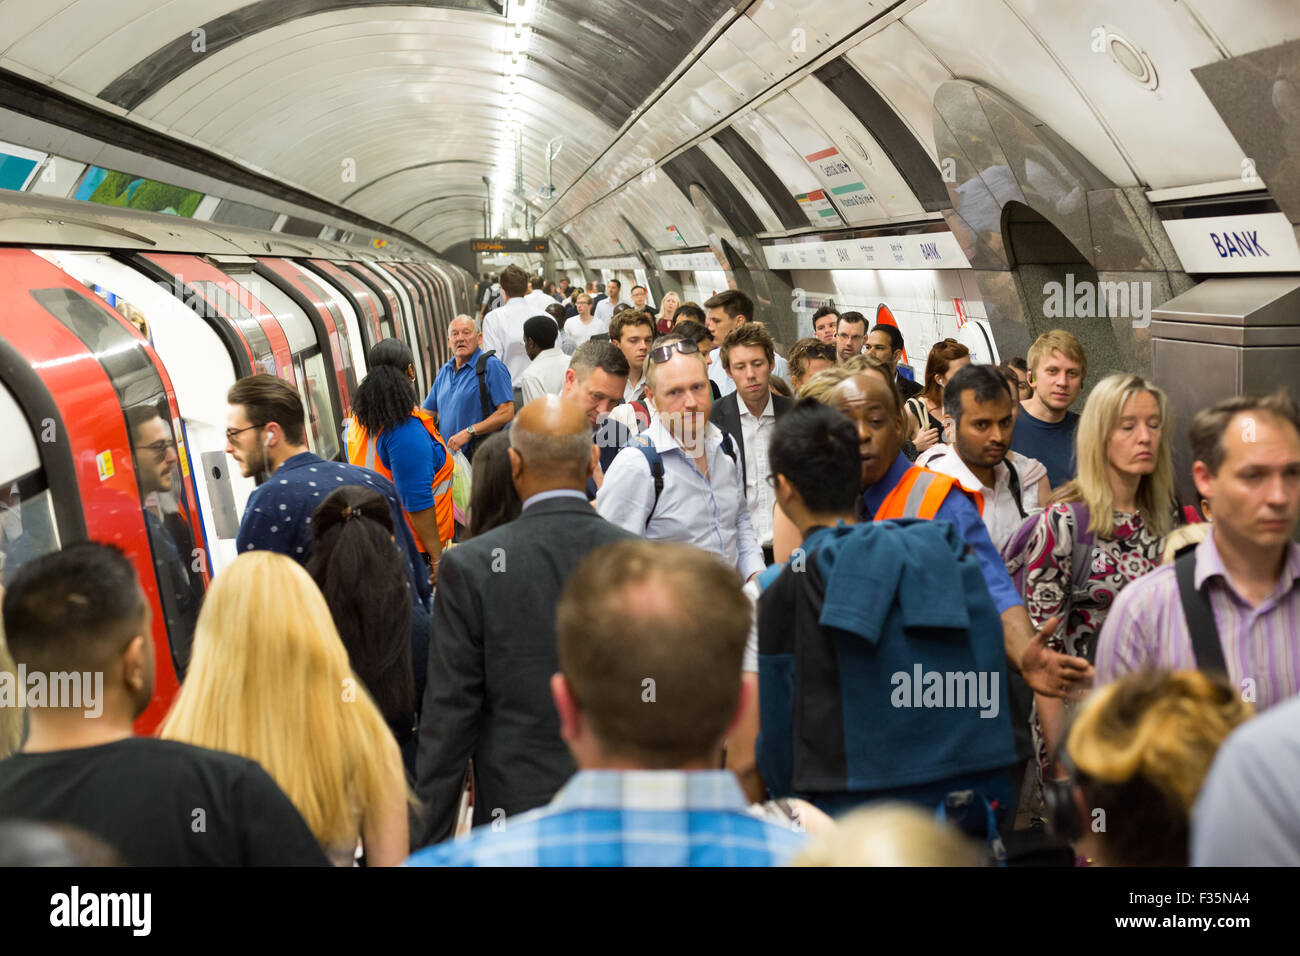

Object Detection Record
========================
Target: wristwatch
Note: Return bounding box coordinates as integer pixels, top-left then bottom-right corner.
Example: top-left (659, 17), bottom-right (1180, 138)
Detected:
top-left (467, 424), bottom-right (476, 438)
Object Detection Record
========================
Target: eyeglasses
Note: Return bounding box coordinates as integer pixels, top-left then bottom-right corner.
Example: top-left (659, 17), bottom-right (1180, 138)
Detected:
top-left (225, 423), bottom-right (265, 442)
top-left (135, 439), bottom-right (177, 460)
top-left (650, 338), bottom-right (701, 365)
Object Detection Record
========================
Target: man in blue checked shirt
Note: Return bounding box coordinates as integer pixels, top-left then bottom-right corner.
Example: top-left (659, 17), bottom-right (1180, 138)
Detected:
top-left (406, 540), bottom-right (807, 867)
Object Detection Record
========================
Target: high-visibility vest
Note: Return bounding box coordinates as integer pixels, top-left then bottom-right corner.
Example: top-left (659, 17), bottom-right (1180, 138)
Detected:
top-left (873, 464), bottom-right (984, 521)
top-left (347, 408), bottom-right (455, 548)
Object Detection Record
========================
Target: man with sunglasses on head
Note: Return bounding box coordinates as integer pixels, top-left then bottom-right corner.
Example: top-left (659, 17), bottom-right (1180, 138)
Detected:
top-left (597, 334), bottom-right (764, 582)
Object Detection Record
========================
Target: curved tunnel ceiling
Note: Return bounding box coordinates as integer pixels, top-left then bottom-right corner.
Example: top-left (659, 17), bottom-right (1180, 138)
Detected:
top-left (1, 0), bottom-right (1298, 255)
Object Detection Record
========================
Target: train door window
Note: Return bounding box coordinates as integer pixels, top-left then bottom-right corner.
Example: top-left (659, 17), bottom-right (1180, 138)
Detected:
top-left (227, 272), bottom-right (340, 461)
top-left (29, 287), bottom-right (204, 677)
top-left (192, 279), bottom-right (276, 375)
top-left (0, 382), bottom-right (60, 588)
top-left (294, 269), bottom-right (361, 403)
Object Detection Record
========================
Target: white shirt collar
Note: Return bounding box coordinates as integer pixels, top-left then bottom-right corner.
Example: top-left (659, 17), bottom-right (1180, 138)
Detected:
top-left (737, 392), bottom-right (774, 421)
top-left (644, 415), bottom-right (723, 455)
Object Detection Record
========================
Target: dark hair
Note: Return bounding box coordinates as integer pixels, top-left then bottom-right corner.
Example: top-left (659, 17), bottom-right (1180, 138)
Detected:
top-left (227, 374), bottom-right (306, 445)
top-left (2, 542), bottom-right (147, 675)
top-left (499, 264), bottom-right (528, 298)
top-left (812, 305), bottom-right (840, 322)
top-left (996, 363), bottom-right (1022, 401)
top-left (524, 315), bottom-right (559, 350)
top-left (1007, 356), bottom-right (1029, 373)
top-left (703, 289), bottom-right (753, 322)
top-left (768, 399), bottom-right (861, 516)
top-left (667, 319), bottom-right (711, 350)
top-left (943, 363), bottom-right (1014, 428)
top-left (921, 338), bottom-right (970, 405)
top-left (610, 308), bottom-right (653, 342)
top-left (769, 376), bottom-right (792, 398)
top-left (607, 278), bottom-right (621, 291)
top-left (672, 303), bottom-right (705, 325)
top-left (353, 339), bottom-right (416, 435)
top-left (467, 431), bottom-right (522, 537)
top-left (569, 339), bottom-right (630, 381)
top-left (125, 401), bottom-right (167, 437)
top-left (631, 285), bottom-right (647, 295)
top-left (837, 311), bottom-right (868, 334)
top-left (870, 323), bottom-right (904, 354)
top-left (306, 486), bottom-right (414, 727)
top-left (544, 303), bottom-right (566, 327)
top-left (1189, 389), bottom-right (1300, 475)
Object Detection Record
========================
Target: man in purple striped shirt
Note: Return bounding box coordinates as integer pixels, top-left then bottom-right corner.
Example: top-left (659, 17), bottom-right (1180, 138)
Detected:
top-left (1096, 390), bottom-right (1300, 710)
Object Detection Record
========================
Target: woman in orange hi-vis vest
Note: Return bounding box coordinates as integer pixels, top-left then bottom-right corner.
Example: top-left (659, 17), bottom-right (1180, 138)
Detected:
top-left (347, 339), bottom-right (454, 585)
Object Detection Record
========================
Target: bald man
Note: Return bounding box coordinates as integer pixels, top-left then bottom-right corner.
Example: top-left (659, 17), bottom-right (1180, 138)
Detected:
top-left (413, 397), bottom-right (638, 847)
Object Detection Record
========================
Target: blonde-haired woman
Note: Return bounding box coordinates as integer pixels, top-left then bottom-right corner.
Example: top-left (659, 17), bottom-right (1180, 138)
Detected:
top-left (160, 551), bottom-right (410, 866)
top-left (1022, 373), bottom-right (1178, 788)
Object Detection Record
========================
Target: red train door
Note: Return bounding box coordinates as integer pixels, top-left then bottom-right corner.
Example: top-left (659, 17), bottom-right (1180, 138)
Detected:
top-left (0, 249), bottom-right (209, 733)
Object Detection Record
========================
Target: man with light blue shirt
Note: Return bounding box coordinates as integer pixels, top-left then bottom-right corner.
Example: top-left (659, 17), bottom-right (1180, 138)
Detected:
top-left (407, 539), bottom-right (807, 867)
top-left (703, 289), bottom-right (788, 398)
top-left (421, 314), bottom-right (514, 461)
top-left (597, 335), bottom-right (765, 582)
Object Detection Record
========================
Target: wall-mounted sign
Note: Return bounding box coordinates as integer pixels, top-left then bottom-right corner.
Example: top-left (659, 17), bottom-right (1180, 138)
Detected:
top-left (470, 238), bottom-right (550, 253)
top-left (1161, 212), bottom-right (1300, 273)
top-left (659, 252), bottom-right (724, 271)
top-left (762, 231), bottom-right (970, 271)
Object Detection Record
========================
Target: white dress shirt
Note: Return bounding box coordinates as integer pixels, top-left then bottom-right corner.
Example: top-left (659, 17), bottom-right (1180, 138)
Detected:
top-left (593, 297), bottom-right (620, 324)
top-left (738, 394), bottom-right (776, 548)
top-left (525, 289), bottom-right (557, 313)
top-left (915, 445), bottom-right (1042, 551)
top-left (709, 348), bottom-right (789, 397)
top-left (481, 297), bottom-right (543, 383)
top-left (518, 347), bottom-right (570, 404)
top-left (563, 314), bottom-right (608, 347)
top-left (596, 417), bottom-right (764, 580)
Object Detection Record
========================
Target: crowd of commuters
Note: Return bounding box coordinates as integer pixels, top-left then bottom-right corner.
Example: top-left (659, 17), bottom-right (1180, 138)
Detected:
top-left (2, 265), bottom-right (1298, 871)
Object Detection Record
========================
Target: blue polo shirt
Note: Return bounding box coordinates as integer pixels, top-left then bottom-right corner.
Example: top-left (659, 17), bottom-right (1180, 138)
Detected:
top-left (862, 452), bottom-right (1022, 615)
top-left (421, 348), bottom-right (514, 439)
top-left (235, 451), bottom-right (431, 608)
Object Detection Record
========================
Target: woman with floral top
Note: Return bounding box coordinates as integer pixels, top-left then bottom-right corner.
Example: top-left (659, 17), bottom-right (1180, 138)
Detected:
top-left (1021, 373), bottom-right (1178, 793)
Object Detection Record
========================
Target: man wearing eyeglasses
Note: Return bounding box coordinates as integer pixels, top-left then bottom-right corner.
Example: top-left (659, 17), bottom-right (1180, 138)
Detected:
top-left (127, 404), bottom-right (203, 675)
top-left (596, 335), bottom-right (764, 582)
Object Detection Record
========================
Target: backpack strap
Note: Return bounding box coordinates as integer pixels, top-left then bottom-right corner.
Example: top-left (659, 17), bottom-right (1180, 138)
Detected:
top-left (1174, 547), bottom-right (1226, 675)
top-left (1004, 458), bottom-right (1026, 520)
top-left (631, 435), bottom-right (664, 525)
top-left (475, 350), bottom-right (496, 421)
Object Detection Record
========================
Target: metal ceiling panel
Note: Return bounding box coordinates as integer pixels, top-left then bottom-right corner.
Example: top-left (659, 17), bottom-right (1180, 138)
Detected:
top-left (784, 74), bottom-right (926, 221)
top-left (902, 0), bottom-right (1137, 186)
top-left (842, 21), bottom-right (955, 161)
top-left (1006, 0), bottom-right (1247, 189)
top-left (1182, 0), bottom-right (1300, 57)
top-left (696, 137), bottom-right (784, 234)
top-left (728, 110), bottom-right (840, 227)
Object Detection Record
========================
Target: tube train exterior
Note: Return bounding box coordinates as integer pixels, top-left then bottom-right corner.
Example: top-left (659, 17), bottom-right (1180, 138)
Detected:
top-left (0, 192), bottom-right (474, 732)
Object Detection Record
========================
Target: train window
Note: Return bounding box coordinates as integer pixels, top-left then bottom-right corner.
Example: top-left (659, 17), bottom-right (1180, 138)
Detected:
top-left (294, 270), bottom-right (359, 401)
top-left (29, 287), bottom-right (204, 677)
top-left (295, 350), bottom-right (339, 461)
top-left (0, 384), bottom-right (60, 587)
top-left (191, 279), bottom-right (276, 375)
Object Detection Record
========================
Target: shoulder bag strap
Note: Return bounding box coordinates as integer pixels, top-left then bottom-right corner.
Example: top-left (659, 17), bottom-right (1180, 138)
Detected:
top-left (1175, 548), bottom-right (1227, 674)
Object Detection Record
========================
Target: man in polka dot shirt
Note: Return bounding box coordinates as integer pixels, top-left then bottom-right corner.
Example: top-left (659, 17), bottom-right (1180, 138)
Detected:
top-left (226, 375), bottom-right (431, 607)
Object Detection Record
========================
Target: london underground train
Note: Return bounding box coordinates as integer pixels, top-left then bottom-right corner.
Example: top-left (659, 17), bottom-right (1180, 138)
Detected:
top-left (0, 191), bottom-right (474, 731)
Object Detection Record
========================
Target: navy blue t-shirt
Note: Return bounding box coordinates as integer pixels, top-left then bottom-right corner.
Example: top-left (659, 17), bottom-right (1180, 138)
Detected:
top-left (1011, 407), bottom-right (1079, 488)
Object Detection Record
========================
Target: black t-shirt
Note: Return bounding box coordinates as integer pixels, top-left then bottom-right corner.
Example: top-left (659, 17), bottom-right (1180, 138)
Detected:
top-left (0, 738), bottom-right (329, 866)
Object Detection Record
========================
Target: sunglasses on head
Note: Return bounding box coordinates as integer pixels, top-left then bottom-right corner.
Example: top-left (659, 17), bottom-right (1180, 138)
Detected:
top-left (650, 338), bottom-right (700, 364)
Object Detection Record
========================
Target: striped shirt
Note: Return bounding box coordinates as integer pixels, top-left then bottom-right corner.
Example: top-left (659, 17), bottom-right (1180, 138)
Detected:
top-left (1095, 531), bottom-right (1300, 710)
top-left (404, 770), bottom-right (807, 867)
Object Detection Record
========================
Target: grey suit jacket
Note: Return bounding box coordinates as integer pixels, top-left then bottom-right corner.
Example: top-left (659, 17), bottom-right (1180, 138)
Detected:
top-left (708, 390), bottom-right (794, 490)
top-left (413, 495), bottom-right (637, 847)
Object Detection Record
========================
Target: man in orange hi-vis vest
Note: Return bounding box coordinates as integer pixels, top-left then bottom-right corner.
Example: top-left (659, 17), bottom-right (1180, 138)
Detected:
top-left (348, 340), bottom-right (456, 584)
top-left (827, 361), bottom-right (1093, 704)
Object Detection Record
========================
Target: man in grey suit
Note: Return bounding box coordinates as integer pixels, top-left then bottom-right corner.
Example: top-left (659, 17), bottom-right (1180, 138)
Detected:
top-left (414, 396), bottom-right (637, 847)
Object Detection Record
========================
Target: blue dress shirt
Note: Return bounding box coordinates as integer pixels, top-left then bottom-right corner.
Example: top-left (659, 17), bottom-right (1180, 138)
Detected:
top-left (421, 348), bottom-right (514, 440)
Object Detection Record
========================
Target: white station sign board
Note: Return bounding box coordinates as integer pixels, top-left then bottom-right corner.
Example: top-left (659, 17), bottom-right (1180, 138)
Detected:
top-left (763, 231), bottom-right (971, 271)
top-left (1162, 212), bottom-right (1300, 273)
